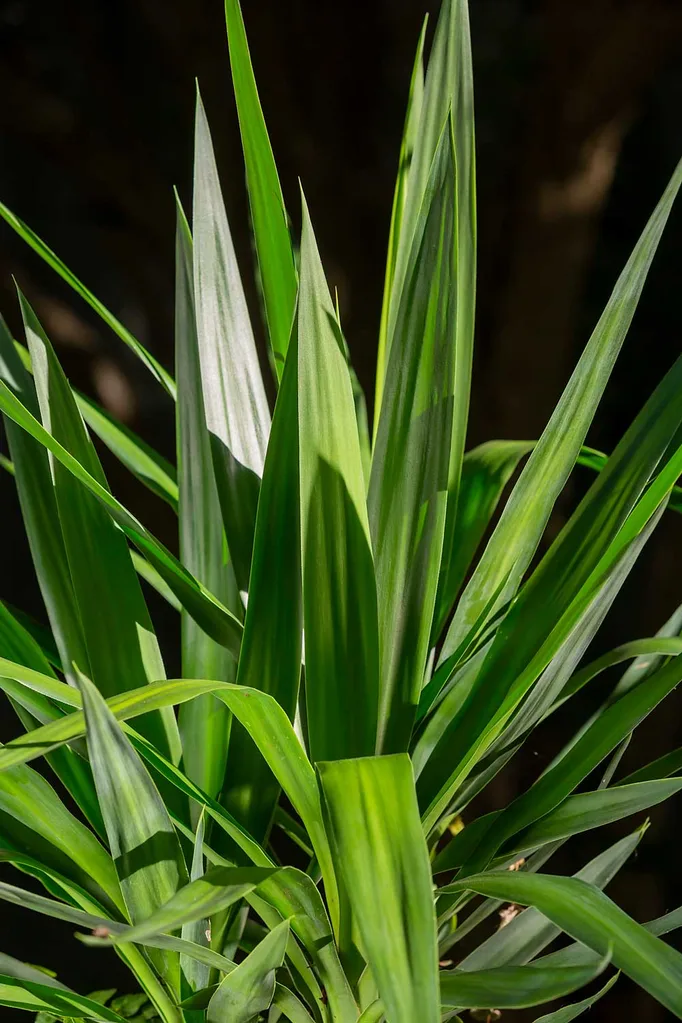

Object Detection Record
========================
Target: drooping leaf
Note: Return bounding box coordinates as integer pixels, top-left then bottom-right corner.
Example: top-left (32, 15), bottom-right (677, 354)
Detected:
top-left (442, 872), bottom-right (682, 1017)
top-left (207, 919), bottom-right (289, 1023)
top-left (297, 194), bottom-right (379, 762)
top-left (0, 974), bottom-right (127, 1021)
top-left (192, 86), bottom-right (270, 592)
top-left (224, 0), bottom-right (297, 378)
top-left (175, 193), bottom-right (238, 804)
top-left (0, 202), bottom-right (174, 396)
top-left (318, 755), bottom-right (439, 1023)
top-left (439, 956), bottom-right (610, 1010)
top-left (456, 829), bottom-right (643, 971)
top-left (369, 120), bottom-right (461, 752)
top-left (530, 974), bottom-right (619, 1023)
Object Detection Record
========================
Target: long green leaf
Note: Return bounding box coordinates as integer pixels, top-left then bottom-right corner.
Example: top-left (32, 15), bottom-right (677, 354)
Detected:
top-left (459, 652), bottom-right (682, 874)
top-left (433, 440), bottom-right (532, 643)
top-left (442, 872), bottom-right (682, 1017)
top-left (89, 866), bottom-right (276, 947)
top-left (175, 194), bottom-right (238, 804)
top-left (77, 671), bottom-right (187, 991)
top-left (374, 15), bottom-right (427, 422)
top-left (456, 830), bottom-right (642, 971)
top-left (318, 755), bottom-right (439, 1023)
top-left (0, 975), bottom-right (127, 1021)
top-left (207, 919), bottom-right (289, 1023)
top-left (369, 121), bottom-right (459, 752)
top-left (193, 86), bottom-right (270, 592)
top-left (531, 974), bottom-right (619, 1023)
top-left (222, 295), bottom-right (302, 842)
top-left (420, 354), bottom-right (682, 831)
top-left (0, 316), bottom-right (89, 684)
top-left (76, 389), bottom-right (178, 509)
top-left (224, 0), bottom-right (297, 378)
top-left (0, 375), bottom-right (243, 654)
top-left (440, 956), bottom-right (609, 1010)
top-left (20, 291), bottom-right (179, 760)
top-left (0, 201), bottom-right (175, 395)
top-left (440, 157), bottom-right (682, 667)
top-left (297, 194), bottom-right (379, 761)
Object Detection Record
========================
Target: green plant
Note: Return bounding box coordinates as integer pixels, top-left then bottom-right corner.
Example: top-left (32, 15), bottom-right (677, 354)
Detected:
top-left (0, 0), bottom-right (681, 1019)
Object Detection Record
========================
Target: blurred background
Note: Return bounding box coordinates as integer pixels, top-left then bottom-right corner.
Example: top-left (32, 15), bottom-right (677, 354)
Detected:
top-left (1, 0), bottom-right (682, 1018)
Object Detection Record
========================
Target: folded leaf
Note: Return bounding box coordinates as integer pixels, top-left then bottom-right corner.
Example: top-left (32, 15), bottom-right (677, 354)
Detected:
top-left (193, 86), bottom-right (270, 592)
top-left (442, 872), bottom-right (682, 1017)
top-left (440, 956), bottom-right (609, 1010)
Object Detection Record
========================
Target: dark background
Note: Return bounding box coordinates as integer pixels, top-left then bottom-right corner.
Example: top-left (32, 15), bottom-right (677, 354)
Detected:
top-left (1, 0), bottom-right (682, 1018)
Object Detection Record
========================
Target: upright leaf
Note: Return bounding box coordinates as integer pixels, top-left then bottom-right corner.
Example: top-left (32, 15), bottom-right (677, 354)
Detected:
top-left (419, 354), bottom-right (682, 830)
top-left (370, 122), bottom-right (462, 752)
top-left (20, 292), bottom-right (179, 761)
top-left (440, 157), bottom-right (682, 665)
top-left (0, 316), bottom-right (88, 684)
top-left (77, 672), bottom-right (187, 992)
top-left (297, 196), bottom-right (379, 762)
top-left (319, 755), bottom-right (439, 1023)
top-left (175, 196), bottom-right (239, 803)
top-left (224, 0), bottom-right (297, 378)
top-left (193, 87), bottom-right (270, 592)
top-left (222, 308), bottom-right (302, 841)
top-left (374, 16), bottom-right (427, 421)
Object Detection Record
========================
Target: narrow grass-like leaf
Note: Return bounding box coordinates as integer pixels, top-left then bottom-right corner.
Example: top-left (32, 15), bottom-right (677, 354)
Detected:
top-left (442, 872), bottom-right (682, 1018)
top-left (76, 390), bottom-right (178, 509)
top-left (21, 292), bottom-right (179, 759)
top-left (531, 974), bottom-right (619, 1023)
top-left (0, 377), bottom-right (243, 653)
top-left (433, 441), bottom-right (532, 642)
top-left (0, 975), bottom-right (127, 1021)
top-left (89, 866), bottom-right (276, 947)
top-left (440, 956), bottom-right (609, 1010)
top-left (374, 15), bottom-right (427, 421)
top-left (0, 758), bottom-right (123, 915)
top-left (207, 918), bottom-right (289, 1023)
top-left (175, 194), bottom-right (238, 803)
top-left (319, 755), bottom-right (439, 1023)
top-left (181, 814), bottom-right (209, 994)
top-left (461, 652), bottom-right (682, 874)
top-left (0, 317), bottom-right (89, 683)
top-left (193, 87), bottom-right (270, 592)
top-left (370, 121), bottom-right (459, 752)
top-left (224, 0), bottom-right (297, 378)
top-left (0, 202), bottom-right (175, 395)
top-left (77, 671), bottom-right (187, 991)
top-left (457, 830), bottom-right (642, 971)
top-left (420, 355), bottom-right (682, 831)
top-left (222, 299), bottom-right (302, 841)
top-left (297, 195), bottom-right (379, 761)
top-left (440, 158), bottom-right (682, 666)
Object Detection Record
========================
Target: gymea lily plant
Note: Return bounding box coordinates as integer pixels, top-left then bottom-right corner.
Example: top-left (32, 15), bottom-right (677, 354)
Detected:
top-left (0, 0), bottom-right (681, 1021)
